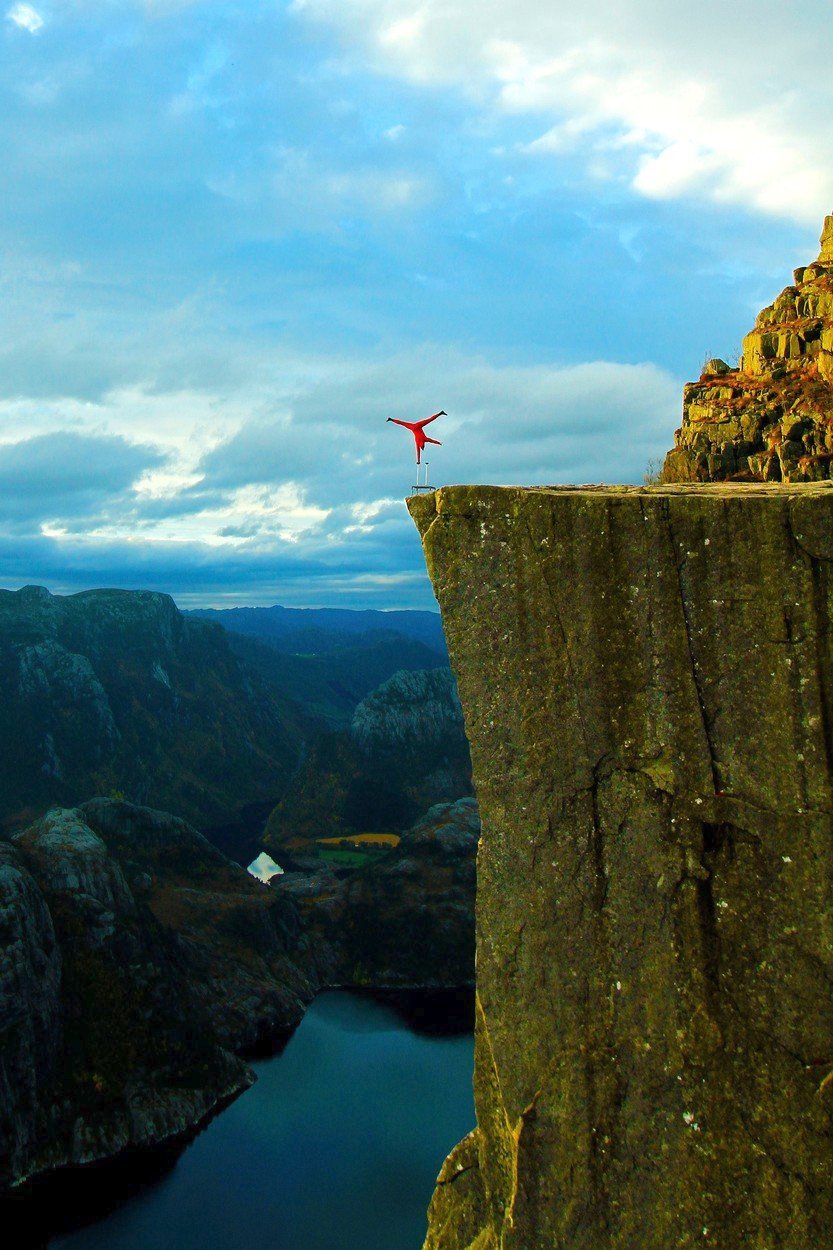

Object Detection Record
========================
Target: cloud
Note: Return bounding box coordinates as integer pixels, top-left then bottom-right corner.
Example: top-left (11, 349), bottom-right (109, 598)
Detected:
top-left (6, 3), bottom-right (43, 33)
top-left (0, 0), bottom-right (816, 607)
top-left (196, 346), bottom-right (681, 507)
top-left (206, 144), bottom-right (433, 232)
top-left (0, 346), bottom-right (680, 602)
top-left (0, 431), bottom-right (165, 522)
top-left (292, 0), bottom-right (833, 224)
top-left (327, 168), bottom-right (427, 210)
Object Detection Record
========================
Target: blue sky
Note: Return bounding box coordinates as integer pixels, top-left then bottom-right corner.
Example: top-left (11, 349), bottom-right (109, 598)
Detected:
top-left (1, 0), bottom-right (831, 608)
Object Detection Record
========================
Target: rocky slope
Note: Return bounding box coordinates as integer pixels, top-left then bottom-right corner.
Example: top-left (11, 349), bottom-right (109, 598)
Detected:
top-left (281, 798), bottom-right (479, 990)
top-left (264, 668), bottom-right (472, 849)
top-left (663, 214), bottom-right (833, 483)
top-left (0, 586), bottom-right (300, 834)
top-left (0, 799), bottom-right (319, 1195)
top-left (231, 630), bottom-right (449, 731)
top-left (410, 483), bottom-right (833, 1250)
top-left (1, 792), bottom-right (478, 1197)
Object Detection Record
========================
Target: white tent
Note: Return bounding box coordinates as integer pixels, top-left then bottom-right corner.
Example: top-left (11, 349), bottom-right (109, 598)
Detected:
top-left (247, 851), bottom-right (284, 884)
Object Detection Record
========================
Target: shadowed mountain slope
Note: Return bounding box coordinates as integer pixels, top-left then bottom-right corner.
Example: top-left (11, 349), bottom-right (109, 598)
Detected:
top-left (1, 794), bottom-right (478, 1198)
top-left (0, 586), bottom-right (298, 834)
top-left (264, 668), bottom-right (472, 850)
top-left (0, 800), bottom-right (318, 1195)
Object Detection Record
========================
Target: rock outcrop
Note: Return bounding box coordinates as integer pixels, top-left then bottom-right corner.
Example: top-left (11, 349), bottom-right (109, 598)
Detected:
top-left (0, 800), bottom-right (318, 1195)
top-left (410, 483), bottom-right (833, 1249)
top-left (350, 668), bottom-right (463, 751)
top-left (663, 214), bottom-right (833, 483)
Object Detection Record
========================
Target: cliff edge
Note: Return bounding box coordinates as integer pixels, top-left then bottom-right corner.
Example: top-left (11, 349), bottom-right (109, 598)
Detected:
top-left (409, 483), bottom-right (833, 1249)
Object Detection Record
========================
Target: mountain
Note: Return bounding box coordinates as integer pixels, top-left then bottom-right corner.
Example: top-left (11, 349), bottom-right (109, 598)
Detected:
top-left (280, 798), bottom-right (479, 990)
top-left (185, 603), bottom-right (447, 657)
top-left (0, 585), bottom-right (460, 865)
top-left (0, 586), bottom-right (299, 834)
top-left (663, 212), bottom-right (833, 482)
top-left (225, 631), bottom-right (448, 730)
top-left (332, 798), bottom-right (478, 989)
top-left (0, 800), bottom-right (318, 1196)
top-left (185, 602), bottom-right (450, 730)
top-left (0, 587), bottom-right (479, 1204)
top-left (264, 668), bottom-right (473, 851)
top-left (1, 795), bottom-right (478, 1199)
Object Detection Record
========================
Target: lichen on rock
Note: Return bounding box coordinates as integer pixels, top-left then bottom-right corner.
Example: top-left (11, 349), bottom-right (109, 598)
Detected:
top-left (410, 482), bottom-right (833, 1250)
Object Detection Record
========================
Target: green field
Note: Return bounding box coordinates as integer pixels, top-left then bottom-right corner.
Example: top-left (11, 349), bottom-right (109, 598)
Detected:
top-left (315, 846), bottom-right (373, 867)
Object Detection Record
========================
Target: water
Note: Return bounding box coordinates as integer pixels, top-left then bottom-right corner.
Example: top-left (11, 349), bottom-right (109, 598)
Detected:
top-left (28, 991), bottom-right (475, 1250)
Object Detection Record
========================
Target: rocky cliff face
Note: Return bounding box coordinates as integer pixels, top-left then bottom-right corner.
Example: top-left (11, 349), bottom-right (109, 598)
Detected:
top-left (0, 843), bottom-right (63, 1192)
top-left (663, 214), bottom-right (833, 483)
top-left (350, 667), bottom-right (463, 750)
top-left (410, 483), bottom-right (833, 1250)
top-left (0, 586), bottom-right (296, 833)
top-left (0, 800), bottom-right (318, 1195)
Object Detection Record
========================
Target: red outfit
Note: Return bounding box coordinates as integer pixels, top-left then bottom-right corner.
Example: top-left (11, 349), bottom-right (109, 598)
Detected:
top-left (387, 411), bottom-right (444, 463)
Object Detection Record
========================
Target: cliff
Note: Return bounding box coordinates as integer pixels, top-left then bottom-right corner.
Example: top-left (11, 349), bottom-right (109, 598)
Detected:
top-left (281, 798), bottom-right (479, 989)
top-left (0, 800), bottom-right (317, 1195)
top-left (1, 791), bottom-right (477, 1196)
top-left (409, 483), bottom-right (833, 1249)
top-left (663, 214), bottom-right (833, 483)
top-left (0, 584), bottom-right (461, 854)
top-left (0, 586), bottom-right (298, 833)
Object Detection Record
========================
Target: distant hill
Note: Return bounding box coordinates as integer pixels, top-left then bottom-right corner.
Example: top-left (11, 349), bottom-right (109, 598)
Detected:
top-left (226, 631), bottom-right (448, 730)
top-left (186, 600), bottom-right (450, 733)
top-left (185, 603), bottom-right (447, 657)
top-left (0, 587), bottom-right (457, 861)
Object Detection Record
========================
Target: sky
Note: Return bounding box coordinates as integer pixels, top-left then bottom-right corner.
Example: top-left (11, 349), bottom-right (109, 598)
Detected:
top-left (1, 0), bottom-right (831, 608)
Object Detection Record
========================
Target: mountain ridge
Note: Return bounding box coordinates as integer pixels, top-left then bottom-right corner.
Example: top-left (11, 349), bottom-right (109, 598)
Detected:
top-left (185, 603), bottom-right (447, 656)
top-left (0, 585), bottom-right (297, 834)
top-left (0, 586), bottom-right (454, 844)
